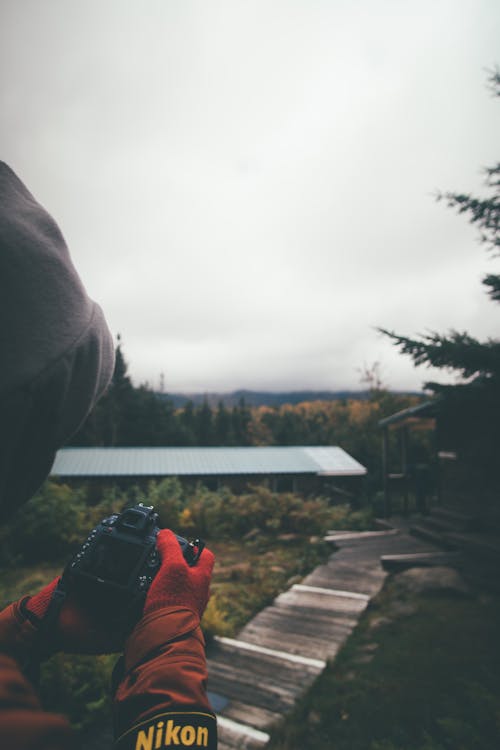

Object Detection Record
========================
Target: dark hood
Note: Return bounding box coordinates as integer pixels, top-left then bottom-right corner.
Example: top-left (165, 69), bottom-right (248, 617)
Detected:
top-left (0, 162), bottom-right (115, 519)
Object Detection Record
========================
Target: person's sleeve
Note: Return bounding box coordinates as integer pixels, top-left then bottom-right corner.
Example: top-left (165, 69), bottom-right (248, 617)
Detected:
top-left (0, 600), bottom-right (74, 750)
top-left (113, 606), bottom-right (217, 750)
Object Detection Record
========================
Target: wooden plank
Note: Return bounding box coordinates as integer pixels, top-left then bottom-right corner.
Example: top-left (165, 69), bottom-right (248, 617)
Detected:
top-left (304, 570), bottom-right (384, 598)
top-left (292, 584), bottom-right (370, 601)
top-left (214, 636), bottom-right (326, 669)
top-left (238, 605), bottom-right (356, 660)
top-left (302, 559), bottom-right (386, 595)
top-left (241, 603), bottom-right (356, 638)
top-left (410, 524), bottom-right (458, 549)
top-left (241, 604), bottom-right (357, 638)
top-left (237, 622), bottom-right (347, 661)
top-left (209, 638), bottom-right (321, 682)
top-left (381, 552), bottom-right (460, 572)
top-left (216, 716), bottom-right (270, 749)
top-left (325, 529), bottom-right (399, 542)
top-left (208, 667), bottom-right (307, 715)
top-left (218, 700), bottom-right (281, 732)
top-left (275, 588), bottom-right (368, 615)
top-left (267, 601), bottom-right (359, 630)
top-left (207, 642), bottom-right (319, 714)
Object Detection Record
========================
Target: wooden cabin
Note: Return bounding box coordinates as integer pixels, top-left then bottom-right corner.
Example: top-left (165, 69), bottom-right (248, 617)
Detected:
top-left (379, 385), bottom-right (500, 529)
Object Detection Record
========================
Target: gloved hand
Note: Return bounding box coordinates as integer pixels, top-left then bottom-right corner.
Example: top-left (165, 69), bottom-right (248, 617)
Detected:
top-left (144, 529), bottom-right (214, 619)
top-left (23, 577), bottom-right (127, 655)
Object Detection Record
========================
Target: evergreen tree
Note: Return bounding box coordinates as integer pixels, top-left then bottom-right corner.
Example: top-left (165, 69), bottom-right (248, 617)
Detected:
top-left (70, 337), bottom-right (179, 446)
top-left (196, 398), bottom-right (214, 446)
top-left (231, 397), bottom-right (252, 445)
top-left (70, 335), bottom-right (134, 445)
top-left (108, 336), bottom-right (136, 443)
top-left (124, 387), bottom-right (178, 446)
top-left (214, 401), bottom-right (233, 445)
top-left (380, 71), bottom-right (500, 396)
top-left (178, 401), bottom-right (196, 445)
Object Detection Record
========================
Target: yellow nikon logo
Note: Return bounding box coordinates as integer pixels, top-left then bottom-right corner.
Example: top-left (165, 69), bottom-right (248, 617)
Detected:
top-left (135, 719), bottom-right (209, 749)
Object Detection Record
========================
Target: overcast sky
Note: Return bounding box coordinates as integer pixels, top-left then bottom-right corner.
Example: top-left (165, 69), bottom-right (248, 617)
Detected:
top-left (1, 1), bottom-right (499, 393)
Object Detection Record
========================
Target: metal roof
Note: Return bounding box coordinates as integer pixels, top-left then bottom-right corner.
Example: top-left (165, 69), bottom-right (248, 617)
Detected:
top-left (378, 399), bottom-right (441, 428)
top-left (50, 446), bottom-right (367, 478)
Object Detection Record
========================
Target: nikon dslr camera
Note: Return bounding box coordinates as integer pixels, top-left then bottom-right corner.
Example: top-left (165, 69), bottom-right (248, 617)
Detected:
top-left (61, 503), bottom-right (204, 624)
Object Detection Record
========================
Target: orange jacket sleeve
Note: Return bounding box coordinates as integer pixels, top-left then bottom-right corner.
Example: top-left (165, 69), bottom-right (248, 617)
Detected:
top-left (0, 599), bottom-right (74, 750)
top-left (0, 653), bottom-right (73, 750)
top-left (113, 606), bottom-right (217, 750)
top-left (0, 601), bottom-right (217, 750)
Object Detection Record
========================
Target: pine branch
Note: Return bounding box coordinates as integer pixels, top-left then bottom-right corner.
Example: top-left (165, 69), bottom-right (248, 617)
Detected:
top-left (483, 273), bottom-right (500, 301)
top-left (436, 186), bottom-right (500, 254)
top-left (378, 328), bottom-right (500, 379)
top-left (486, 67), bottom-right (500, 98)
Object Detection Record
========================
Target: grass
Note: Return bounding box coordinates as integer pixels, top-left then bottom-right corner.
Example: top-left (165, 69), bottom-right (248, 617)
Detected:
top-left (268, 577), bottom-right (500, 750)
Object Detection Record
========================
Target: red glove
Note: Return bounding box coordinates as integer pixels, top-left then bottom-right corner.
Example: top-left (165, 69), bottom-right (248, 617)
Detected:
top-left (21, 531), bottom-right (214, 653)
top-left (144, 529), bottom-right (214, 619)
top-left (24, 577), bottom-right (126, 654)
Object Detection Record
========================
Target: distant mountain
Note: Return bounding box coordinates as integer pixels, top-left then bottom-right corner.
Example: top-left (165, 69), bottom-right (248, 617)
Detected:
top-left (159, 389), bottom-right (423, 408)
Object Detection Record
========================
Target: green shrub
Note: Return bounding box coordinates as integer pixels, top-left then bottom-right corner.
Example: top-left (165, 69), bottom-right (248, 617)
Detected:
top-left (184, 485), bottom-right (230, 538)
top-left (327, 503), bottom-right (374, 531)
top-left (200, 594), bottom-right (232, 640)
top-left (180, 484), bottom-right (355, 540)
top-left (6, 480), bottom-right (372, 564)
top-left (138, 477), bottom-right (184, 529)
top-left (86, 485), bottom-right (128, 522)
top-left (9, 482), bottom-right (90, 563)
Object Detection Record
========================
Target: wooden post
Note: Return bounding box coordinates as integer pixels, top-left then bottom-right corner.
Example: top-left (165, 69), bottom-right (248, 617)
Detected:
top-left (401, 425), bottom-right (409, 516)
top-left (382, 427), bottom-right (391, 518)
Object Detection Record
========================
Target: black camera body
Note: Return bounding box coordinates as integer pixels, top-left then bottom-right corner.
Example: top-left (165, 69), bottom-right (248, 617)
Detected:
top-left (62, 503), bottom-right (202, 624)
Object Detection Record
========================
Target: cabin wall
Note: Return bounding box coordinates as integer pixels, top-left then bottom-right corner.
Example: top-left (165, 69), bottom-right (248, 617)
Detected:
top-left (437, 398), bottom-right (500, 527)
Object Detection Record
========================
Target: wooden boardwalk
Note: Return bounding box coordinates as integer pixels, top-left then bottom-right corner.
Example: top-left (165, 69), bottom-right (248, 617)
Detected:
top-left (208, 530), bottom-right (438, 749)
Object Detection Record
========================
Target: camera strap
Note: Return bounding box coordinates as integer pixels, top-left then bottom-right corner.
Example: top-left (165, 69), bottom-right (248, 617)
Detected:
top-left (40, 579), bottom-right (68, 637)
top-left (23, 578), bottom-right (68, 685)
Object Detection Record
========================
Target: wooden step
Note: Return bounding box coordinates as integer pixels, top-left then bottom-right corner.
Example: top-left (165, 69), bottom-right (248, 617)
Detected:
top-left (422, 515), bottom-right (460, 534)
top-left (374, 518), bottom-right (396, 530)
top-left (216, 715), bottom-right (271, 749)
top-left (215, 636), bottom-right (326, 670)
top-left (445, 532), bottom-right (500, 562)
top-left (274, 586), bottom-right (368, 618)
top-left (429, 507), bottom-right (478, 532)
top-left (380, 551), bottom-right (461, 573)
top-left (238, 598), bottom-right (357, 661)
top-left (409, 524), bottom-right (458, 550)
top-left (217, 700), bottom-right (278, 734)
top-left (325, 529), bottom-right (399, 543)
top-left (207, 637), bottom-right (322, 722)
top-left (303, 564), bottom-right (386, 598)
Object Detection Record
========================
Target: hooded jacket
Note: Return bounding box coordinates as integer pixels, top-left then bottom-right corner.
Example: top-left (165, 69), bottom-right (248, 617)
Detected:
top-left (0, 161), bottom-right (115, 519)
top-left (0, 164), bottom-right (216, 749)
